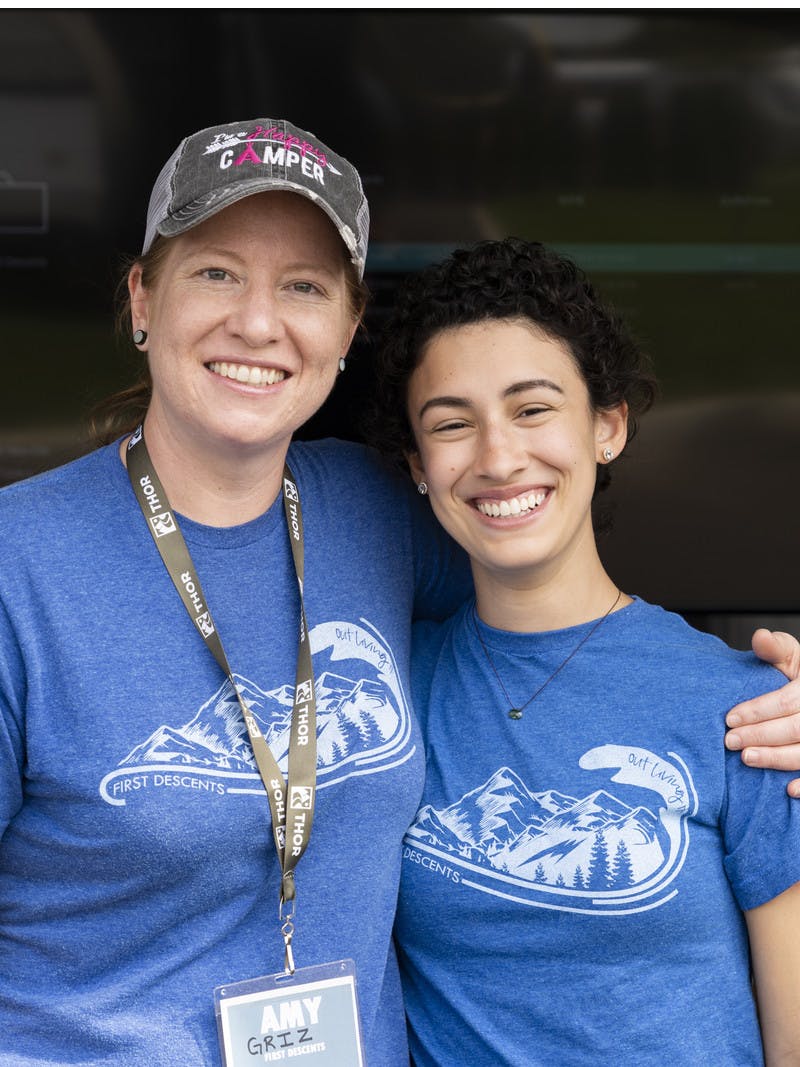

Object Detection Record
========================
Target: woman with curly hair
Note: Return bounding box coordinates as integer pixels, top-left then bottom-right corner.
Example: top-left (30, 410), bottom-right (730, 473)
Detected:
top-left (370, 238), bottom-right (800, 1065)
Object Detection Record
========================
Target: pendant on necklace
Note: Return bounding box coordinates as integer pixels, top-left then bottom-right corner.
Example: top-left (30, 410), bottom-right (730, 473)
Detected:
top-left (472, 591), bottom-right (623, 725)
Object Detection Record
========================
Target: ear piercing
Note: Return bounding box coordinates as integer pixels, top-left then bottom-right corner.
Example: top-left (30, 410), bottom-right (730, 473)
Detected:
top-left (417, 482), bottom-right (428, 496)
top-left (603, 448), bottom-right (614, 462)
top-left (338, 357), bottom-right (347, 373)
top-left (133, 329), bottom-right (148, 345)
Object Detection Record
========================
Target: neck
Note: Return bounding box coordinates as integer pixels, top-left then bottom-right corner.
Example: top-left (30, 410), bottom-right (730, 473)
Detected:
top-left (473, 548), bottom-right (629, 633)
top-left (120, 413), bottom-right (287, 527)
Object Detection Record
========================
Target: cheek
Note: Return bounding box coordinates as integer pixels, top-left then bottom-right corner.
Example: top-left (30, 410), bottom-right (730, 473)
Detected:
top-left (317, 351), bottom-right (342, 383)
top-left (548, 424), bottom-right (596, 472)
top-left (415, 439), bottom-right (443, 477)
top-left (321, 308), bottom-right (355, 353)
top-left (306, 325), bottom-right (348, 370)
top-left (150, 299), bottom-right (206, 354)
top-left (339, 315), bottom-right (359, 355)
top-left (426, 492), bottom-right (463, 544)
top-left (424, 450), bottom-right (468, 498)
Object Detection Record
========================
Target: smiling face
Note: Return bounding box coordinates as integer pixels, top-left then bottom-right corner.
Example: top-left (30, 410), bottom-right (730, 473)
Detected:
top-left (407, 318), bottom-right (628, 599)
top-left (129, 191), bottom-right (359, 460)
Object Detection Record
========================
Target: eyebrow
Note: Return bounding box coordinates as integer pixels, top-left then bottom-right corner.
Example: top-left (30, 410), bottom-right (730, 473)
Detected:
top-left (417, 378), bottom-right (564, 419)
top-left (185, 247), bottom-right (339, 278)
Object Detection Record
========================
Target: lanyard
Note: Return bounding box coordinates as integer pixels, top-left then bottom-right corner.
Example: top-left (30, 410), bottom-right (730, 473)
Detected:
top-left (125, 425), bottom-right (317, 973)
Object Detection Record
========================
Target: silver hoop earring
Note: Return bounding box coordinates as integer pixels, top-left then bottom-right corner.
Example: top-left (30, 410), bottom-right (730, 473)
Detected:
top-left (132, 329), bottom-right (148, 346)
top-left (417, 482), bottom-right (428, 496)
top-left (338, 357), bottom-right (346, 373)
top-left (603, 448), bottom-right (614, 462)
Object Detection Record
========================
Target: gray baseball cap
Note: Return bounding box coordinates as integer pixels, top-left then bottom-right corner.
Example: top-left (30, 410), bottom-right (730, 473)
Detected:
top-left (142, 118), bottom-right (370, 279)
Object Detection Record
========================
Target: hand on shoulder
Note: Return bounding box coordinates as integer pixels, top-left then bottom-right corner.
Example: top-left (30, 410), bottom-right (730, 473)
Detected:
top-left (726, 630), bottom-right (800, 796)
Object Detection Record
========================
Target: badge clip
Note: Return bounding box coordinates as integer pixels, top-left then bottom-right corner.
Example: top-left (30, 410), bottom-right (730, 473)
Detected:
top-left (282, 918), bottom-right (296, 975)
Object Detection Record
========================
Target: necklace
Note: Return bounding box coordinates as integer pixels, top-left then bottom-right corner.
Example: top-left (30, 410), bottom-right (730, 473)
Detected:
top-left (471, 589), bottom-right (622, 720)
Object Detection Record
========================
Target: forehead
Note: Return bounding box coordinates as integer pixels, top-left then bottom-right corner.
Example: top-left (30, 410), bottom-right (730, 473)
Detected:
top-left (414, 318), bottom-right (581, 392)
top-left (168, 191), bottom-right (346, 263)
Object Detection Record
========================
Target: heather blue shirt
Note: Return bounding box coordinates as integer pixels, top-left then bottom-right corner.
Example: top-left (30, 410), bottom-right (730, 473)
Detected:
top-left (0, 439), bottom-right (469, 1066)
top-left (397, 599), bottom-right (800, 1066)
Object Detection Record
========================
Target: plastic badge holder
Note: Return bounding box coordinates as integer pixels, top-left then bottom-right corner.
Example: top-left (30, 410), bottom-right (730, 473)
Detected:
top-left (215, 959), bottom-right (365, 1066)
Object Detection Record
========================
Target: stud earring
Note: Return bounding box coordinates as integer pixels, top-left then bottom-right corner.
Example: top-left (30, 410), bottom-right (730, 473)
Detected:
top-left (417, 482), bottom-right (428, 496)
top-left (603, 448), bottom-right (614, 462)
top-left (133, 329), bottom-right (148, 346)
top-left (338, 357), bottom-right (346, 373)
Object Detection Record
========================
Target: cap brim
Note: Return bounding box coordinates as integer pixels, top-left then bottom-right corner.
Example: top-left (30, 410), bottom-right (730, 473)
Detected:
top-left (155, 177), bottom-right (363, 277)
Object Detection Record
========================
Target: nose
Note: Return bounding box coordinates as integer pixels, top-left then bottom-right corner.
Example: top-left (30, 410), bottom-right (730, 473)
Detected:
top-left (474, 422), bottom-right (529, 482)
top-left (226, 284), bottom-right (286, 348)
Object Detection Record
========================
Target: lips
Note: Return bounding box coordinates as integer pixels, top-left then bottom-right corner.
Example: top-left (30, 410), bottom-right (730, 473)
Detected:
top-left (208, 360), bottom-right (286, 387)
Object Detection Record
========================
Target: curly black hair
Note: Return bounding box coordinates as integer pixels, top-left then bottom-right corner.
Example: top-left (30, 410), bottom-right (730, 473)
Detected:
top-left (367, 238), bottom-right (657, 498)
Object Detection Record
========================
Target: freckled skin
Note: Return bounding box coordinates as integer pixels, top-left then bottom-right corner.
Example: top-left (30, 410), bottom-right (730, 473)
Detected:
top-left (130, 192), bottom-right (358, 463)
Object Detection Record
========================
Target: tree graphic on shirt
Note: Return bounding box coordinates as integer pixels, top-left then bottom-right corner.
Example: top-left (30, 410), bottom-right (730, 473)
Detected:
top-left (610, 840), bottom-right (635, 888)
top-left (586, 829), bottom-right (612, 890)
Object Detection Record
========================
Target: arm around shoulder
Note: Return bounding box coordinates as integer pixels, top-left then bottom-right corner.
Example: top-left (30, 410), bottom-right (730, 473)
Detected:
top-left (726, 631), bottom-right (800, 793)
top-left (0, 599), bottom-right (26, 835)
top-left (746, 880), bottom-right (800, 1066)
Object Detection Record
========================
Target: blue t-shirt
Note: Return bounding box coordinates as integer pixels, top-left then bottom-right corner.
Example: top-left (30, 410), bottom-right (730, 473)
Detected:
top-left (396, 598), bottom-right (800, 1066)
top-left (0, 439), bottom-right (469, 1067)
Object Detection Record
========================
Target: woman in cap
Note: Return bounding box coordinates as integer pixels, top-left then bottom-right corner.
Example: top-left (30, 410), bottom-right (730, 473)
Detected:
top-left (0, 118), bottom-right (469, 1066)
top-left (371, 237), bottom-right (800, 1065)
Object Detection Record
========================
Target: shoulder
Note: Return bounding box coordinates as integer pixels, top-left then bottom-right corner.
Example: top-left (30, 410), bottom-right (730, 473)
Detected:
top-left (0, 443), bottom-right (127, 557)
top-left (288, 439), bottom-right (405, 491)
top-left (624, 599), bottom-right (746, 664)
top-left (0, 443), bottom-right (120, 509)
top-left (287, 438), bottom-right (420, 525)
top-left (412, 616), bottom-right (455, 662)
top-left (411, 611), bottom-right (465, 724)
top-left (287, 440), bottom-right (472, 615)
top-left (618, 598), bottom-right (783, 704)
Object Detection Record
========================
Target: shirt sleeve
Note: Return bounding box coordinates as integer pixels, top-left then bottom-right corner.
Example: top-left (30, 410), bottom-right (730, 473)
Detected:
top-left (405, 485), bottom-right (472, 622)
top-left (722, 661), bottom-right (800, 911)
top-left (0, 595), bottom-right (26, 839)
top-left (410, 619), bottom-right (451, 734)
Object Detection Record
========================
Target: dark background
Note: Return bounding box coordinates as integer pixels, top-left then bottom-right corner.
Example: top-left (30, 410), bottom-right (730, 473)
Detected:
top-left (1, 10), bottom-right (799, 642)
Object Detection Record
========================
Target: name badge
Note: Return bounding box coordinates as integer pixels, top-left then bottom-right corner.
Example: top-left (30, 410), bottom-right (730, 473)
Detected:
top-left (214, 960), bottom-right (365, 1066)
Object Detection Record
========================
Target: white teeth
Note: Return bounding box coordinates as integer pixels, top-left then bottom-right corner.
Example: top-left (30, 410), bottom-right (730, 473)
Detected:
top-left (477, 492), bottom-right (547, 518)
top-left (209, 362), bottom-right (286, 387)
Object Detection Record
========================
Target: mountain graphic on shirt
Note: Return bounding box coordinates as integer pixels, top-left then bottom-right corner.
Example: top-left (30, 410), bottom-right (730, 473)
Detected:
top-left (119, 670), bottom-right (400, 772)
top-left (407, 767), bottom-right (666, 889)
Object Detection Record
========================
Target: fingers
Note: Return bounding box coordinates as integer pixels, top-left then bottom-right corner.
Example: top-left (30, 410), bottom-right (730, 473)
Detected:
top-left (726, 706), bottom-right (800, 760)
top-left (734, 742), bottom-right (800, 771)
top-left (726, 680), bottom-right (800, 771)
top-left (733, 745), bottom-right (800, 799)
top-left (751, 629), bottom-right (800, 681)
top-left (726, 677), bottom-right (800, 733)
top-left (728, 631), bottom-right (800, 798)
